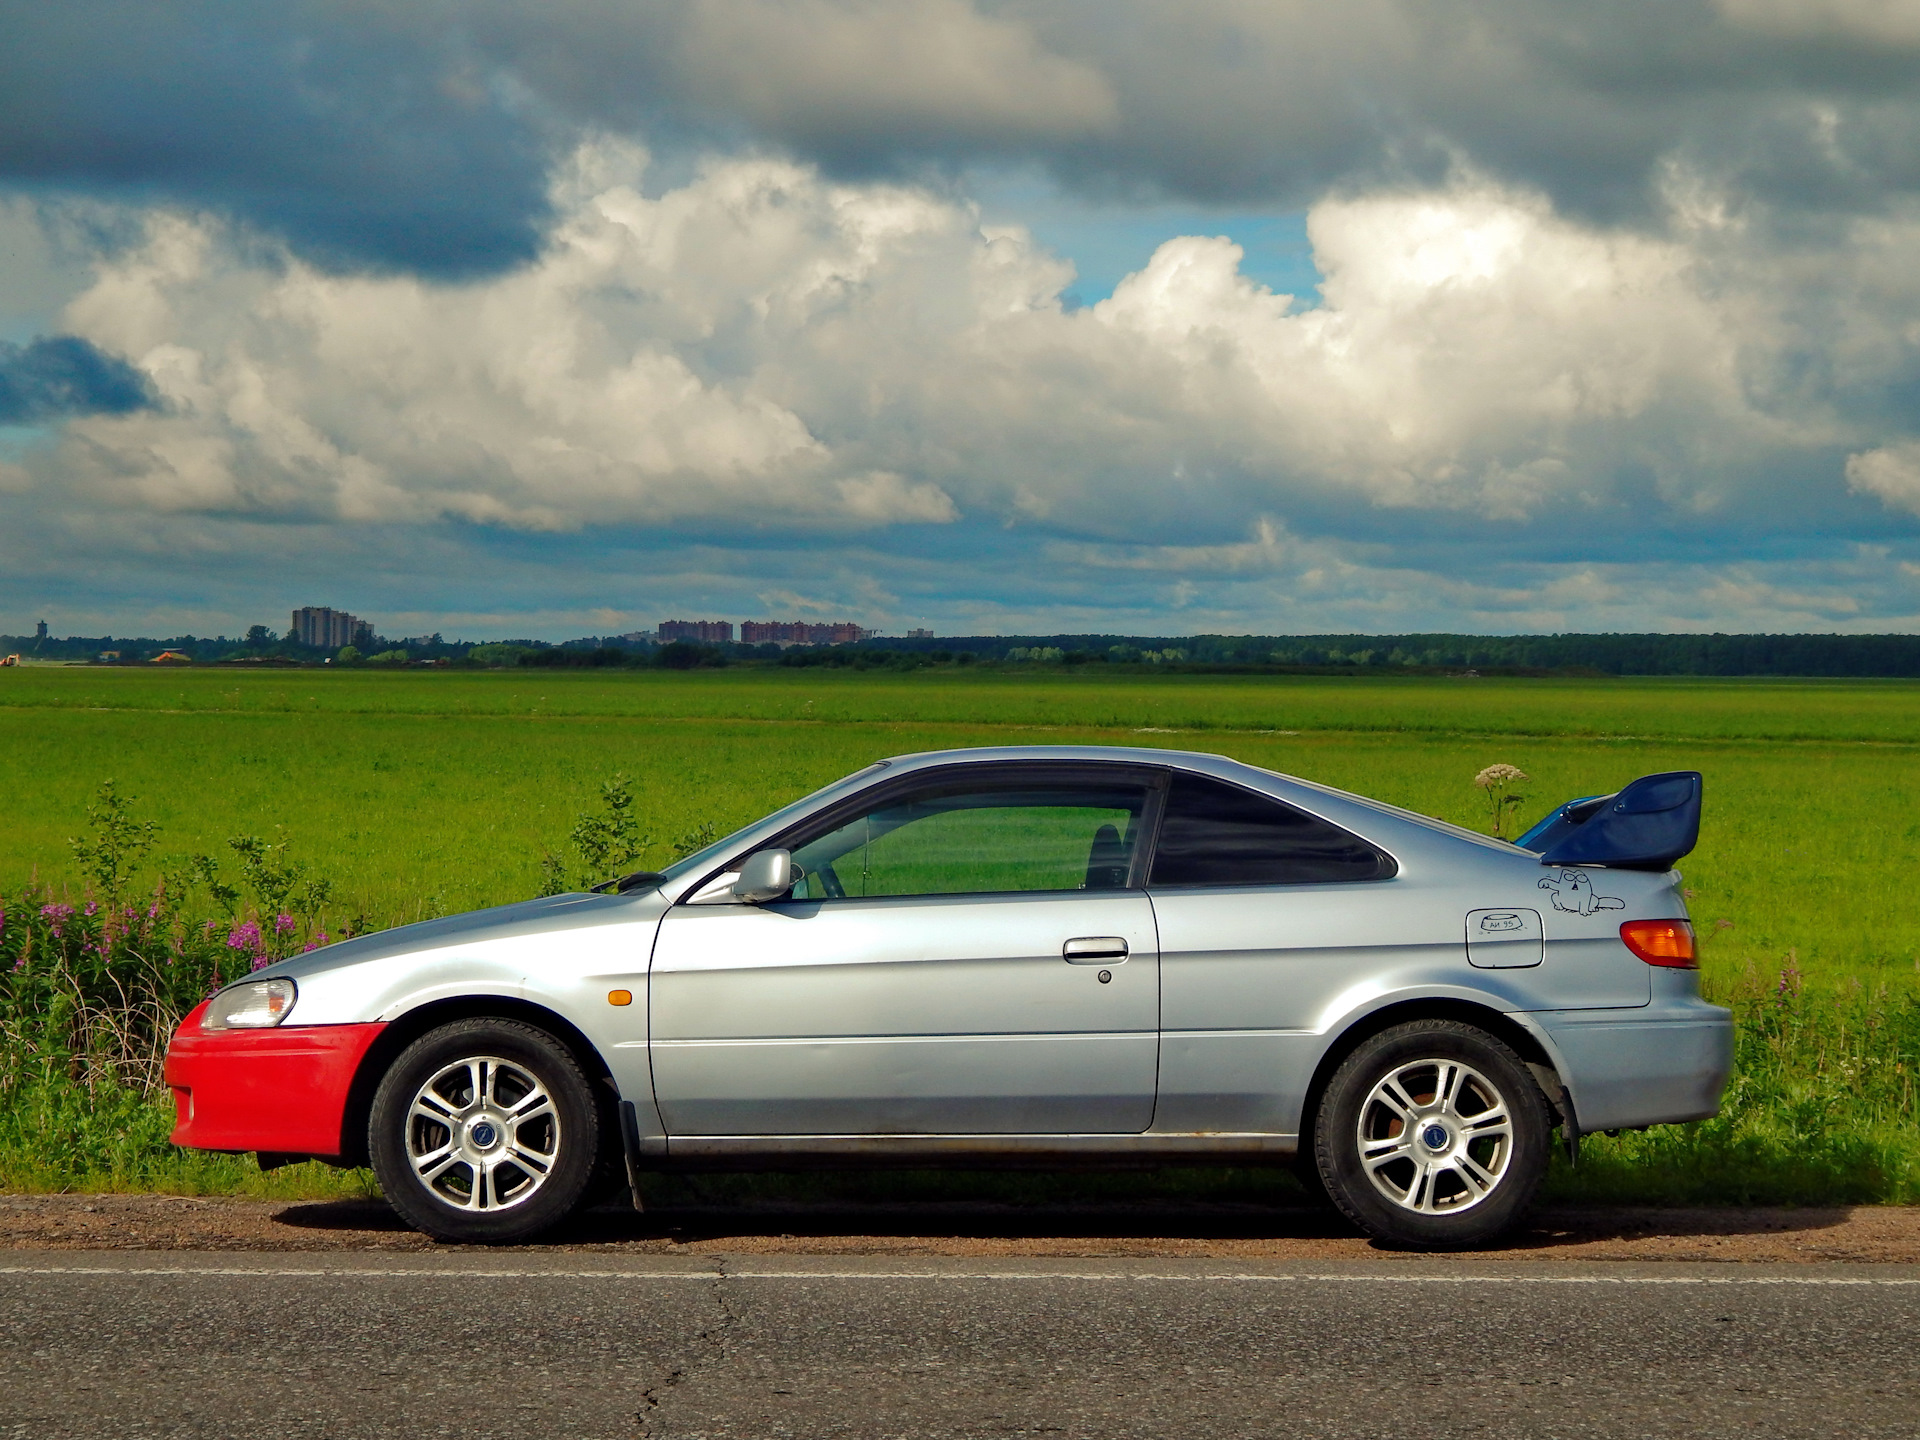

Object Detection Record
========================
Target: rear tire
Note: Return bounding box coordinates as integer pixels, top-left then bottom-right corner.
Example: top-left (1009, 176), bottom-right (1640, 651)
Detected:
top-left (369, 1018), bottom-right (603, 1244)
top-left (1313, 1019), bottom-right (1549, 1249)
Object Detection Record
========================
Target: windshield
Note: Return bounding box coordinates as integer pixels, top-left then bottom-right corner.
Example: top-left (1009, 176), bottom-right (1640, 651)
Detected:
top-left (654, 761), bottom-right (893, 884)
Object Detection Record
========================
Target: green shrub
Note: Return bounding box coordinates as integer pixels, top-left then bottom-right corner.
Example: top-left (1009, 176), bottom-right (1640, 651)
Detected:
top-left (0, 784), bottom-right (356, 1190)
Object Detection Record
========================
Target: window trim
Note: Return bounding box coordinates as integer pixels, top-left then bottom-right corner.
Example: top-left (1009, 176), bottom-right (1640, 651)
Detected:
top-left (681, 761), bottom-right (1172, 906)
top-left (1139, 770), bottom-right (1399, 889)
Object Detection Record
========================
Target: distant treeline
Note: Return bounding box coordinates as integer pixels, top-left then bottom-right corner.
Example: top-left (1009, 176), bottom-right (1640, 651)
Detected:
top-left (862, 632), bottom-right (1920, 677)
top-left (7, 629), bottom-right (1920, 677)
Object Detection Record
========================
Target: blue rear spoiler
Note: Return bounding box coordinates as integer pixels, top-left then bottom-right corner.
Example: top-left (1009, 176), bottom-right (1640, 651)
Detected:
top-left (1515, 771), bottom-right (1702, 870)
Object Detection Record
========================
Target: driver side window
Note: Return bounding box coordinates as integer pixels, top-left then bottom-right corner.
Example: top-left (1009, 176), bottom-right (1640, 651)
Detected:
top-left (788, 778), bottom-right (1150, 900)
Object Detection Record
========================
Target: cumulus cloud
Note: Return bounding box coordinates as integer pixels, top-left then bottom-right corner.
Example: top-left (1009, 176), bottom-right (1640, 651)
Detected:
top-left (41, 149), bottom-right (980, 530)
top-left (1088, 187), bottom-right (1763, 517)
top-left (18, 141), bottom-right (1897, 560)
top-left (7, 97), bottom-right (1920, 633)
top-left (1847, 443), bottom-right (1920, 514)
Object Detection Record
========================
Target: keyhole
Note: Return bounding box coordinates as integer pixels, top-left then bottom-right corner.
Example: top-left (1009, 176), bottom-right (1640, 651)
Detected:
top-left (1097, 969), bottom-right (1112, 984)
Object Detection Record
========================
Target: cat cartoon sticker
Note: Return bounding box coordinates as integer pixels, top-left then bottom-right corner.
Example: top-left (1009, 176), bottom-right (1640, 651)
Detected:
top-left (1538, 868), bottom-right (1625, 916)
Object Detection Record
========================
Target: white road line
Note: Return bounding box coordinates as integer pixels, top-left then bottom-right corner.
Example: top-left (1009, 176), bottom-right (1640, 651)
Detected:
top-left (0, 1266), bottom-right (1916, 1287)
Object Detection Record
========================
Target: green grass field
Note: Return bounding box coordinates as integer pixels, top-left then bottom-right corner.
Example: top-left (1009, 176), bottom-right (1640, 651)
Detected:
top-left (2, 664), bottom-right (1916, 1205)
top-left (3, 666), bottom-right (1914, 973)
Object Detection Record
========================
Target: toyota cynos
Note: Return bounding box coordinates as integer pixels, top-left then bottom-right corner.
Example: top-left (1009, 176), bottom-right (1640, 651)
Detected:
top-left (165, 747), bottom-right (1731, 1248)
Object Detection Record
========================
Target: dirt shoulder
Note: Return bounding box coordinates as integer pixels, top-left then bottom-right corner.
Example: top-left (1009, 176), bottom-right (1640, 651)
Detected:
top-left (2, 1193), bottom-right (1917, 1263)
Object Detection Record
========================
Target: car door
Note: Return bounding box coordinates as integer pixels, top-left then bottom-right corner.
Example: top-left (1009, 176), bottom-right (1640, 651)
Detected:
top-left (649, 765), bottom-right (1161, 1136)
top-left (1146, 771), bottom-right (1406, 1136)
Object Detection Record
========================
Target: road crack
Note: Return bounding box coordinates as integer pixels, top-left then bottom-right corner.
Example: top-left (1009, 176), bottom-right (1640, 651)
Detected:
top-left (637, 1257), bottom-right (740, 1437)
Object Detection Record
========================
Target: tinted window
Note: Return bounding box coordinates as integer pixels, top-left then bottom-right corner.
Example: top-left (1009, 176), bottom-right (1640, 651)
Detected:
top-left (789, 780), bottom-right (1150, 899)
top-left (1149, 774), bottom-right (1391, 886)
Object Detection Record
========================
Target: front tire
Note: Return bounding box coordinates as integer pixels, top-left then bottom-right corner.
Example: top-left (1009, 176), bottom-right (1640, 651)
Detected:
top-left (1313, 1019), bottom-right (1550, 1249)
top-left (369, 1018), bottom-right (603, 1244)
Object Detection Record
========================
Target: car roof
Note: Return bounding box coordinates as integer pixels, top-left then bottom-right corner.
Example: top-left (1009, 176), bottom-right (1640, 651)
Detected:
top-left (874, 745), bottom-right (1522, 854)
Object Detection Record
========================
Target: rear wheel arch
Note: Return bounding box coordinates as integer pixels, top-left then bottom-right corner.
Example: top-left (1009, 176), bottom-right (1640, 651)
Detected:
top-left (337, 996), bottom-right (616, 1168)
top-left (1314, 1015), bottom-right (1552, 1246)
top-left (1301, 998), bottom-right (1566, 1149)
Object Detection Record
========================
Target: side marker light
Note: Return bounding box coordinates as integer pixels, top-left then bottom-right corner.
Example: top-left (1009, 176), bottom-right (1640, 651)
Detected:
top-left (1619, 919), bottom-right (1697, 968)
top-left (608, 989), bottom-right (633, 1006)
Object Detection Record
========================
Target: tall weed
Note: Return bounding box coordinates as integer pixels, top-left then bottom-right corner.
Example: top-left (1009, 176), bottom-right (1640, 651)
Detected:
top-left (0, 784), bottom-right (346, 1133)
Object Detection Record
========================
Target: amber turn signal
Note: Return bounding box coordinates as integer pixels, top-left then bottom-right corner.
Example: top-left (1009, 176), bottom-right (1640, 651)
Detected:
top-left (607, 989), bottom-right (633, 1006)
top-left (1619, 919), bottom-right (1697, 968)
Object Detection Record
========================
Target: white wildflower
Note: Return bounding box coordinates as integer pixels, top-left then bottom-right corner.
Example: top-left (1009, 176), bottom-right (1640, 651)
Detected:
top-left (1474, 764), bottom-right (1528, 789)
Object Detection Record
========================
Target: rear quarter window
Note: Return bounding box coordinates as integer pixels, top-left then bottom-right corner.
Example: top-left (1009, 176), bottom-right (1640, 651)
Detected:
top-left (1149, 773), bottom-right (1395, 886)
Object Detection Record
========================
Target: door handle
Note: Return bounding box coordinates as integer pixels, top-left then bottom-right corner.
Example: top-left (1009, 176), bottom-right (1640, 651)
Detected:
top-left (1063, 936), bottom-right (1129, 964)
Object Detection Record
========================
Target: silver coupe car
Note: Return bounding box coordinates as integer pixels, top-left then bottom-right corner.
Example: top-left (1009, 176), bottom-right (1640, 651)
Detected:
top-left (165, 746), bottom-right (1731, 1248)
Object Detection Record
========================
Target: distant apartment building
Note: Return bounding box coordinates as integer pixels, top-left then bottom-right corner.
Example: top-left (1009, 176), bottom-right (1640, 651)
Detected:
top-left (292, 606), bottom-right (375, 650)
top-left (659, 619), bottom-right (735, 643)
top-left (740, 620), bottom-right (870, 646)
top-left (906, 628), bottom-right (934, 639)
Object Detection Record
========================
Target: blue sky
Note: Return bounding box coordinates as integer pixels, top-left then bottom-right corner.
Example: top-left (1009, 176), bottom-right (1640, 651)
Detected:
top-left (3, 1), bottom-right (1920, 641)
top-left (968, 171), bottom-right (1321, 310)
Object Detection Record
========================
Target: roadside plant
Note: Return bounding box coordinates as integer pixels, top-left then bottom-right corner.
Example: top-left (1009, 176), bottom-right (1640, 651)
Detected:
top-left (2, 786), bottom-right (346, 1098)
top-left (670, 821), bottom-right (718, 859)
top-left (1473, 763), bottom-right (1529, 839)
top-left (538, 777), bottom-right (723, 895)
top-left (541, 774), bottom-right (656, 894)
top-left (68, 780), bottom-right (159, 904)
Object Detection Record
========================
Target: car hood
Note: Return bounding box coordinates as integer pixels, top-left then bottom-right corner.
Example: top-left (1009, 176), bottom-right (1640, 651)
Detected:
top-left (261, 889), bottom-right (667, 982)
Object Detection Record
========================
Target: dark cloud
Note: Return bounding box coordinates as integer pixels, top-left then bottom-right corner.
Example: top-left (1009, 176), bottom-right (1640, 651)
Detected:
top-left (1001, 1), bottom-right (1920, 225)
top-left (0, 336), bottom-right (152, 424)
top-left (8, 2), bottom-right (1920, 277)
top-left (0, 1), bottom-right (551, 276)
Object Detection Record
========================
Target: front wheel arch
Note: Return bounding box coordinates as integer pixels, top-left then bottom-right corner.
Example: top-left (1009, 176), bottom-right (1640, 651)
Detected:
top-left (337, 996), bottom-right (617, 1169)
top-left (368, 1015), bottom-right (603, 1241)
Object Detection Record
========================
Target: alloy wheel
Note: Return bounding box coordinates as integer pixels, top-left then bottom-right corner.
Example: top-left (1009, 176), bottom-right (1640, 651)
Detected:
top-left (405, 1055), bottom-right (562, 1213)
top-left (1355, 1057), bottom-right (1513, 1215)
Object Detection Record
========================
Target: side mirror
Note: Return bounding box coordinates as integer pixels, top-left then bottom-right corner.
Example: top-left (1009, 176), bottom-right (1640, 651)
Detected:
top-left (731, 849), bottom-right (797, 904)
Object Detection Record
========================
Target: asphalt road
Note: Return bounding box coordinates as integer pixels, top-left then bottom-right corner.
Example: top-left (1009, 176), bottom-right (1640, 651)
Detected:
top-left (4, 1252), bottom-right (1917, 1439)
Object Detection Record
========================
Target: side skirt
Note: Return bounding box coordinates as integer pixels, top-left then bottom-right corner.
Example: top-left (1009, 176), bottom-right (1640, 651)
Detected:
top-left (656, 1132), bottom-right (1299, 1171)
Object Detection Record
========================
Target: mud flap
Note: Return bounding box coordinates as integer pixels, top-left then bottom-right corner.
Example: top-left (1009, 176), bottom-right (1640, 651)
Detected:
top-left (1527, 1062), bottom-right (1581, 1167)
top-left (619, 1100), bottom-right (648, 1212)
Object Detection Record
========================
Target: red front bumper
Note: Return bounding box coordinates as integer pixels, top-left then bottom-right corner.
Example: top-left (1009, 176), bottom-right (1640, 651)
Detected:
top-left (165, 1001), bottom-right (387, 1158)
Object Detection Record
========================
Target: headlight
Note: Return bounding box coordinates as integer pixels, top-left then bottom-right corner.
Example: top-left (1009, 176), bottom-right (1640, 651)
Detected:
top-left (202, 978), bottom-right (297, 1030)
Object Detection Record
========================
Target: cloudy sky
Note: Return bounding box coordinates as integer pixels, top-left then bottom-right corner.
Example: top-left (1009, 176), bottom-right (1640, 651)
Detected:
top-left (5, 1), bottom-right (1920, 639)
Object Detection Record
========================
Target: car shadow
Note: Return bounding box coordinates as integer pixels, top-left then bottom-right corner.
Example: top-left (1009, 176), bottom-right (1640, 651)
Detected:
top-left (1492, 1203), bottom-right (1855, 1251)
top-left (270, 1196), bottom-right (1857, 1251)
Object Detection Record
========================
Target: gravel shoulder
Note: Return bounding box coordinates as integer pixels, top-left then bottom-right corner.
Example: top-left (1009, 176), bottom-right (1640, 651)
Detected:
top-left (3, 1192), bottom-right (1917, 1263)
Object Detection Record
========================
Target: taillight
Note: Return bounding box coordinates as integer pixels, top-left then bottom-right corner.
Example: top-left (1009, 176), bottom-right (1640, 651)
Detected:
top-left (1620, 918), bottom-right (1696, 968)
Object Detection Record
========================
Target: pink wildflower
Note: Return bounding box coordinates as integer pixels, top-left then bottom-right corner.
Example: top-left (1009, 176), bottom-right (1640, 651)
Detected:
top-left (273, 913), bottom-right (296, 935)
top-left (226, 919), bottom-right (264, 957)
top-left (301, 931), bottom-right (330, 953)
top-left (40, 902), bottom-right (74, 938)
top-left (250, 953), bottom-right (272, 971)
top-left (84, 900), bottom-right (98, 917)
